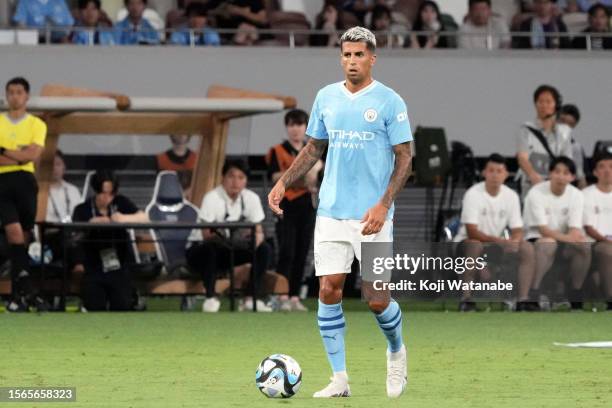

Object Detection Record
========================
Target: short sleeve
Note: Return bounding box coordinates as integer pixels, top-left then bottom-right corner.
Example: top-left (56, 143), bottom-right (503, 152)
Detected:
top-left (583, 191), bottom-right (595, 227)
top-left (244, 191), bottom-right (265, 223)
top-left (32, 118), bottom-right (47, 147)
top-left (51, 0), bottom-right (74, 25)
top-left (460, 190), bottom-right (480, 225)
top-left (199, 191), bottom-right (219, 223)
top-left (568, 190), bottom-right (584, 229)
top-left (524, 190), bottom-right (547, 228)
top-left (306, 93), bottom-right (328, 140)
top-left (384, 93), bottom-right (412, 146)
top-left (517, 126), bottom-right (530, 153)
top-left (508, 192), bottom-right (524, 229)
top-left (72, 202), bottom-right (90, 222)
top-left (13, 0), bottom-right (27, 25)
top-left (115, 195), bottom-right (138, 215)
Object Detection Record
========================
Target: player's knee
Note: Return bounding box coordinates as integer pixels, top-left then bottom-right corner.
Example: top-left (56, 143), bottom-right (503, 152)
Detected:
top-left (367, 299), bottom-right (389, 314)
top-left (536, 238), bottom-right (557, 255)
top-left (319, 282), bottom-right (342, 304)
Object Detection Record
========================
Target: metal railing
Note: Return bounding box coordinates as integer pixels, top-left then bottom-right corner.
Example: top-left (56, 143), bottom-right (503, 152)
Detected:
top-left (1, 25), bottom-right (612, 51)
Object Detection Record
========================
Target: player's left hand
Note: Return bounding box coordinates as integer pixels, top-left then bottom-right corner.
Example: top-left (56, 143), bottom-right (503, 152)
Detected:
top-left (361, 203), bottom-right (388, 235)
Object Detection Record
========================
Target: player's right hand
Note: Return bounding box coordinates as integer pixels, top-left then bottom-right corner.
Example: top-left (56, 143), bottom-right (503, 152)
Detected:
top-left (268, 181), bottom-right (286, 216)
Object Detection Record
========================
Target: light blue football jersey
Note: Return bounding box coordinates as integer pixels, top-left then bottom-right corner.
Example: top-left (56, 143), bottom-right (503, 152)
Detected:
top-left (306, 80), bottom-right (412, 220)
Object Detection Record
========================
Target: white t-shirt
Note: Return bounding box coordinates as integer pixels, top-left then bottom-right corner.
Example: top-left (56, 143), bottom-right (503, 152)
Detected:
top-left (523, 181), bottom-right (584, 240)
top-left (582, 185), bottom-right (612, 240)
top-left (199, 185), bottom-right (265, 224)
top-left (454, 182), bottom-right (523, 242)
top-left (46, 180), bottom-right (82, 222)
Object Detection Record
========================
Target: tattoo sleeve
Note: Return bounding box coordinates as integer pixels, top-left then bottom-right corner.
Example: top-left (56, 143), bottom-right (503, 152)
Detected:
top-left (381, 142), bottom-right (412, 209)
top-left (279, 138), bottom-right (328, 187)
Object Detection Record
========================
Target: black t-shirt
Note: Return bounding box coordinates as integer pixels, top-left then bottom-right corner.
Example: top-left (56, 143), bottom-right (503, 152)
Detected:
top-left (72, 195), bottom-right (139, 270)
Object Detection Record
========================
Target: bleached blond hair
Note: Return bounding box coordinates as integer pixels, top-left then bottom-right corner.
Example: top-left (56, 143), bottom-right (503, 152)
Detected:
top-left (340, 26), bottom-right (376, 51)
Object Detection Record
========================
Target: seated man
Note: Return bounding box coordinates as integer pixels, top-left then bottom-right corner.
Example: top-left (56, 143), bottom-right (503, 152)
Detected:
top-left (169, 2), bottom-right (220, 46)
top-left (583, 152), bottom-right (612, 311)
top-left (72, 0), bottom-right (115, 45)
top-left (571, 4), bottom-right (612, 50)
top-left (512, 0), bottom-right (570, 49)
top-left (72, 170), bottom-right (148, 311)
top-left (458, 0), bottom-right (511, 49)
top-left (114, 0), bottom-right (160, 45)
top-left (186, 159), bottom-right (272, 312)
top-left (13, 0), bottom-right (74, 43)
top-left (522, 156), bottom-right (591, 311)
top-left (558, 104), bottom-right (587, 189)
top-left (453, 154), bottom-right (533, 311)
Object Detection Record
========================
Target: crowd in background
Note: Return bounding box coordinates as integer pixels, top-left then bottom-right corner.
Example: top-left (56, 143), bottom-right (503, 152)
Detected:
top-left (2, 0), bottom-right (611, 48)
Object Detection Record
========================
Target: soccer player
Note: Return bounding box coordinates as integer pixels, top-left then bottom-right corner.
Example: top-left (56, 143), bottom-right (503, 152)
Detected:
top-left (268, 27), bottom-right (413, 398)
top-left (0, 77), bottom-right (47, 311)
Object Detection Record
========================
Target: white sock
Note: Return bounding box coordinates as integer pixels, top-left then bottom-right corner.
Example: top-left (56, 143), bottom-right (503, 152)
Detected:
top-left (333, 371), bottom-right (349, 383)
top-left (388, 345), bottom-right (405, 361)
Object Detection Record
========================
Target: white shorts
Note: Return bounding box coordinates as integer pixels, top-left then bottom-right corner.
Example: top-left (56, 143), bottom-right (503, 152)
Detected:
top-left (314, 216), bottom-right (393, 276)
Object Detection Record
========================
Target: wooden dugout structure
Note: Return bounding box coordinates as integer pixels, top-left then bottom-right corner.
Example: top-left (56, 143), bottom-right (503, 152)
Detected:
top-left (12, 84), bottom-right (296, 221)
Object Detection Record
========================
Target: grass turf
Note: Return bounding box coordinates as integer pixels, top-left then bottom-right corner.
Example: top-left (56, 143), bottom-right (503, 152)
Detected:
top-left (2, 300), bottom-right (612, 408)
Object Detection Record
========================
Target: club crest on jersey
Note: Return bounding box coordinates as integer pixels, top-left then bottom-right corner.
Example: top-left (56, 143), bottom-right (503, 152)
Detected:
top-left (364, 108), bottom-right (378, 122)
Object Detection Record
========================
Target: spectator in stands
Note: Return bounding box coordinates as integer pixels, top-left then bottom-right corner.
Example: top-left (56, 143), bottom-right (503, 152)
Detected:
top-left (311, 0), bottom-right (344, 47)
top-left (210, 0), bottom-right (268, 46)
top-left (46, 150), bottom-right (81, 223)
top-left (186, 159), bottom-right (273, 312)
top-left (516, 85), bottom-right (573, 198)
top-left (408, 0), bottom-right (452, 48)
top-left (156, 134), bottom-right (197, 173)
top-left (1, 77), bottom-right (47, 312)
top-left (115, 0), bottom-right (160, 45)
top-left (583, 152), bottom-right (612, 311)
top-left (343, 0), bottom-right (394, 24)
top-left (458, 0), bottom-right (510, 49)
top-left (572, 4), bottom-right (612, 50)
top-left (512, 0), bottom-right (570, 49)
top-left (13, 0), bottom-right (74, 43)
top-left (521, 157), bottom-right (590, 311)
top-left (72, 170), bottom-right (149, 311)
top-left (558, 104), bottom-right (588, 188)
top-left (453, 154), bottom-right (533, 311)
top-left (565, 0), bottom-right (612, 12)
top-left (266, 109), bottom-right (322, 312)
top-left (169, 1), bottom-right (220, 46)
top-left (72, 0), bottom-right (115, 46)
top-left (370, 4), bottom-right (403, 48)
top-left (156, 134), bottom-right (197, 200)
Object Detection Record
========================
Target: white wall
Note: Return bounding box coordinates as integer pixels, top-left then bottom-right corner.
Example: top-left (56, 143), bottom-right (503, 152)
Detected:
top-left (0, 46), bottom-right (610, 156)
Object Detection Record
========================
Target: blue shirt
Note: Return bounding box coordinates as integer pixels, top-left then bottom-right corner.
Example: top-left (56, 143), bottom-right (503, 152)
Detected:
top-left (170, 26), bottom-right (221, 46)
top-left (306, 80), bottom-right (412, 220)
top-left (114, 17), bottom-right (160, 45)
top-left (13, 0), bottom-right (74, 28)
top-left (72, 26), bottom-right (116, 46)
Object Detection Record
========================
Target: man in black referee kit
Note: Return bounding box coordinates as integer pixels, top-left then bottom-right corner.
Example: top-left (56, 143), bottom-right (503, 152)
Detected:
top-left (0, 77), bottom-right (47, 312)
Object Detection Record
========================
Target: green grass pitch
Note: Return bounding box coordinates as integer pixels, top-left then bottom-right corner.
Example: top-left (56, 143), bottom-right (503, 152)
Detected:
top-left (2, 300), bottom-right (612, 407)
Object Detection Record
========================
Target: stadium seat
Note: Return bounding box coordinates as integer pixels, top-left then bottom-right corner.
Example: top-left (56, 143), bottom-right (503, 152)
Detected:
top-left (267, 11), bottom-right (311, 46)
top-left (145, 170), bottom-right (199, 275)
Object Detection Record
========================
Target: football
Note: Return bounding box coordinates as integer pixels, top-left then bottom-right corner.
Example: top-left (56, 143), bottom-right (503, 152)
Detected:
top-left (255, 354), bottom-right (302, 398)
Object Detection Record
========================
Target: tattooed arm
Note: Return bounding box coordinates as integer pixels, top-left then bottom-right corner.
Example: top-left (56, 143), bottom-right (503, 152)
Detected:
top-left (268, 138), bottom-right (328, 215)
top-left (361, 142), bottom-right (412, 235)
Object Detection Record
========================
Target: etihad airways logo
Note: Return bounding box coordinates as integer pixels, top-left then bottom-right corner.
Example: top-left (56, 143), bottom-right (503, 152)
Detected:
top-left (328, 129), bottom-right (375, 150)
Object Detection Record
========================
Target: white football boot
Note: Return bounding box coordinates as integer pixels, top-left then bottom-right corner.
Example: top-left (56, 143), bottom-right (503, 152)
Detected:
top-left (386, 345), bottom-right (407, 398)
top-left (313, 372), bottom-right (351, 398)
